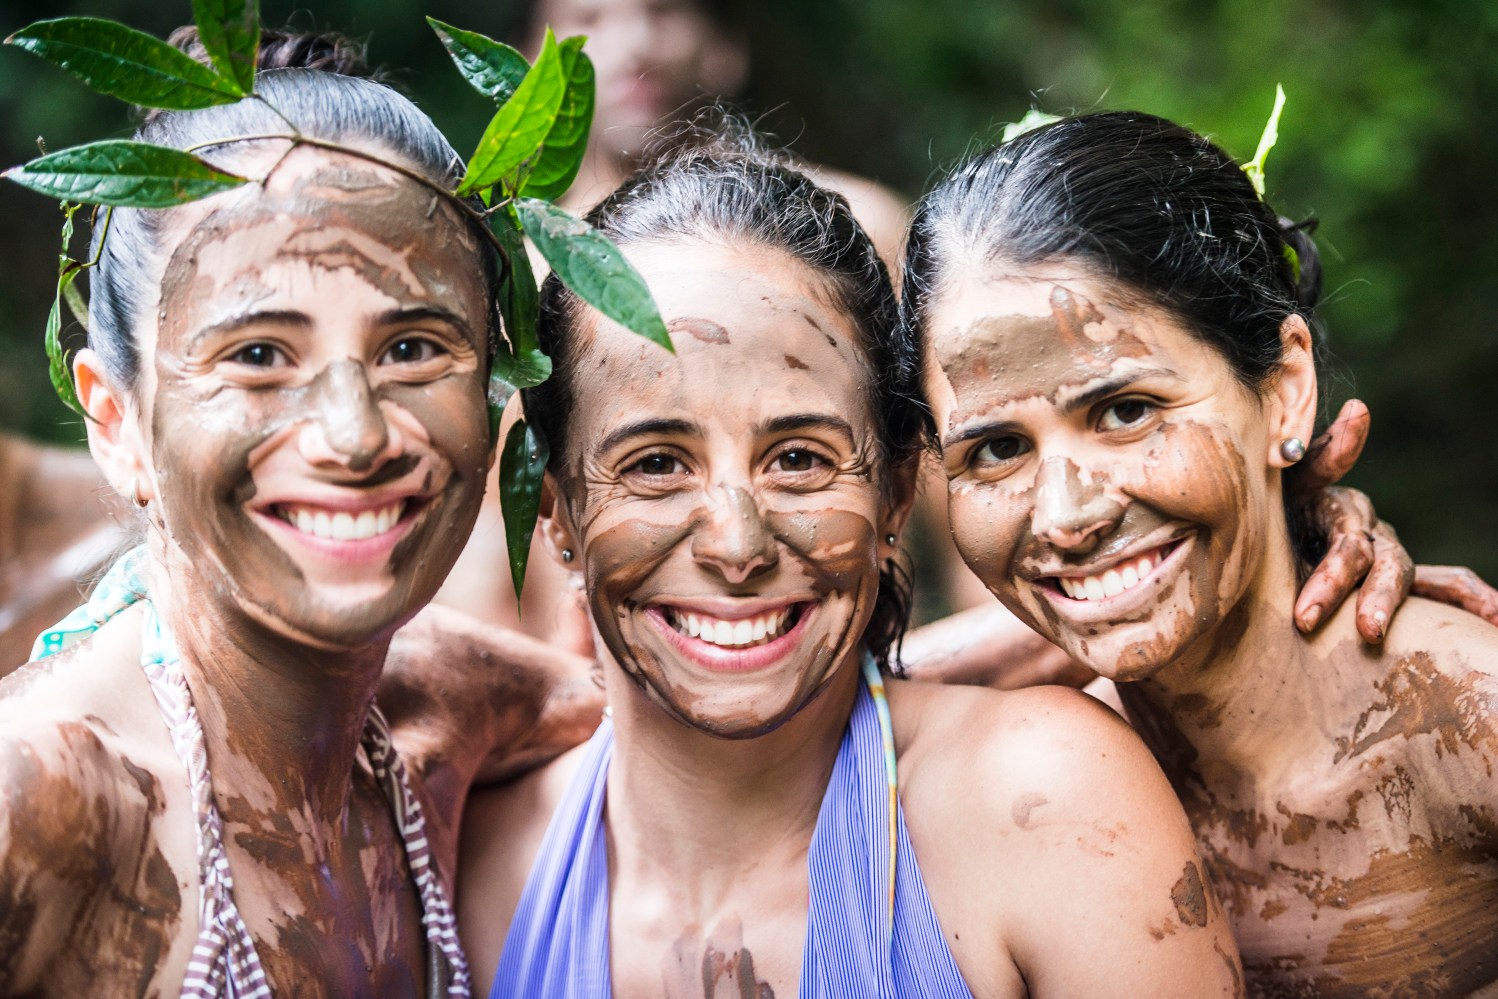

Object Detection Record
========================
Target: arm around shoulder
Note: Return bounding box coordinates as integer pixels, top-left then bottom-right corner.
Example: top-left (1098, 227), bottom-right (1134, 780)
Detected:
top-left (903, 684), bottom-right (1244, 998)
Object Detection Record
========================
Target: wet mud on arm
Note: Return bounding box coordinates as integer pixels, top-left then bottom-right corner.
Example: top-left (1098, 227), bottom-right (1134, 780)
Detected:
top-left (379, 603), bottom-right (603, 868)
top-left (899, 603), bottom-right (1091, 690)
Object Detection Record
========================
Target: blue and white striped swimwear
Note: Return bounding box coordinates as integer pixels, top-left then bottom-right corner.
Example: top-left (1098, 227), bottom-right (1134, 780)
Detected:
top-left (490, 664), bottom-right (974, 998)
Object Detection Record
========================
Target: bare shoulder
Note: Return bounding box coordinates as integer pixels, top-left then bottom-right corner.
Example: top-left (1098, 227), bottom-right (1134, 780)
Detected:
top-left (888, 680), bottom-right (1243, 998)
top-left (456, 741), bottom-right (593, 988)
top-left (0, 614), bottom-right (186, 991)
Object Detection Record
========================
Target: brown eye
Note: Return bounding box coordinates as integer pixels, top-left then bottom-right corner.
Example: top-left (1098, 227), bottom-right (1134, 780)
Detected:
top-left (1098, 399), bottom-right (1154, 431)
top-left (776, 449), bottom-right (822, 472)
top-left (631, 453), bottom-right (681, 477)
top-left (381, 337), bottom-right (444, 365)
top-left (230, 343), bottom-right (283, 367)
top-left (974, 435), bottom-right (1030, 464)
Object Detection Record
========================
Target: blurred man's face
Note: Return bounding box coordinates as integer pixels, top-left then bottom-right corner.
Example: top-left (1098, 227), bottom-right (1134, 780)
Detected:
top-left (534, 0), bottom-right (747, 160)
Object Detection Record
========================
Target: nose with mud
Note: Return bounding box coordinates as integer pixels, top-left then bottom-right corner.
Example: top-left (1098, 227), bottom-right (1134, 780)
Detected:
top-left (1031, 456), bottom-right (1124, 554)
top-left (691, 483), bottom-right (778, 583)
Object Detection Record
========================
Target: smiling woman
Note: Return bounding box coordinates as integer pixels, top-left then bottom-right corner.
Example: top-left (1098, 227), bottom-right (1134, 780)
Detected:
top-left (457, 128), bottom-right (1245, 998)
top-left (0, 46), bottom-right (496, 997)
top-left (904, 110), bottom-right (1498, 996)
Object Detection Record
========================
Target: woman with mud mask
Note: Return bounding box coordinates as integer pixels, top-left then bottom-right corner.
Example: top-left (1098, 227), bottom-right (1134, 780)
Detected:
top-left (458, 131), bottom-right (1247, 997)
top-left (0, 37), bottom-right (513, 995)
top-left (904, 111), bottom-right (1498, 996)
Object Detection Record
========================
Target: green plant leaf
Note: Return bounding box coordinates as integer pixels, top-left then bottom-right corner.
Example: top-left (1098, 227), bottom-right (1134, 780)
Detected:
top-left (6, 17), bottom-right (245, 109)
top-left (192, 0), bottom-right (260, 95)
top-left (45, 203), bottom-right (87, 416)
top-left (458, 29), bottom-right (567, 197)
top-left (520, 37), bottom-right (594, 201)
top-left (492, 207), bottom-right (542, 356)
top-left (515, 197), bottom-right (671, 352)
top-left (1243, 84), bottom-right (1287, 200)
top-left (426, 17), bottom-right (529, 104)
top-left (5, 140), bottom-right (249, 208)
top-left (499, 414), bottom-right (550, 603)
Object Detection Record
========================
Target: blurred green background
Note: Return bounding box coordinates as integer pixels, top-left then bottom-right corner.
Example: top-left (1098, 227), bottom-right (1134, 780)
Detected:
top-left (1, 0), bottom-right (1494, 575)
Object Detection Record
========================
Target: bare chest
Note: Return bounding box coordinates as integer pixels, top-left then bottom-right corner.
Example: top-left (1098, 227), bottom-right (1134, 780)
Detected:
top-left (1186, 757), bottom-right (1498, 998)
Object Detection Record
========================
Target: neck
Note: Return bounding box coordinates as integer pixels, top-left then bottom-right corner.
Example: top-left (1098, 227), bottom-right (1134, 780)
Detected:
top-left (1118, 536), bottom-right (1373, 804)
top-left (603, 657), bottom-right (860, 912)
top-left (146, 548), bottom-right (388, 825)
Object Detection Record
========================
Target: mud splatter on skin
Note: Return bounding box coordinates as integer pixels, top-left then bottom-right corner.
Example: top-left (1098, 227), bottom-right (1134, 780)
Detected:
top-left (552, 240), bottom-right (892, 738)
top-left (783, 355), bottom-right (809, 371)
top-left (0, 723), bottom-right (185, 995)
top-left (661, 918), bottom-right (776, 999)
top-left (925, 270), bottom-right (1270, 682)
top-left (670, 316), bottom-right (732, 345)
top-left (148, 152), bottom-right (491, 651)
top-left (1172, 861), bottom-right (1209, 927)
top-left (1011, 792), bottom-right (1048, 829)
top-left (1335, 651), bottom-right (1498, 770)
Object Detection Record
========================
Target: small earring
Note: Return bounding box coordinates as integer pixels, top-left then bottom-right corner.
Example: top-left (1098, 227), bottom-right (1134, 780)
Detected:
top-left (561, 548), bottom-right (575, 563)
top-left (1279, 437), bottom-right (1306, 464)
top-left (884, 534), bottom-right (897, 547)
top-left (130, 477), bottom-right (149, 509)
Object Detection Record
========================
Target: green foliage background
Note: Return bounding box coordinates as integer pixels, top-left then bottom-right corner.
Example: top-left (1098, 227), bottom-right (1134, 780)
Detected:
top-left (2, 0), bottom-right (1495, 575)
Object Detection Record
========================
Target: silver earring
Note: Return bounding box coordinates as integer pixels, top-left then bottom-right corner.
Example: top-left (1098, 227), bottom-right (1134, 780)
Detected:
top-left (885, 534), bottom-right (897, 546)
top-left (562, 548), bottom-right (575, 563)
top-left (1279, 437), bottom-right (1306, 464)
top-left (130, 477), bottom-right (148, 509)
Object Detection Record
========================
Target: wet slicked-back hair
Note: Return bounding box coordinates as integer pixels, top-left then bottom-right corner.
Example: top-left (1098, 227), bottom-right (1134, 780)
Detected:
top-left (525, 119), bottom-right (930, 670)
top-left (901, 109), bottom-right (1329, 565)
top-left (89, 29), bottom-right (490, 391)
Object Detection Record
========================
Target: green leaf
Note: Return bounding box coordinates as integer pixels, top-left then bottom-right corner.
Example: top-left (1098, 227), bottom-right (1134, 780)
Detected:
top-left (515, 197), bottom-right (671, 352)
top-left (6, 17), bottom-right (245, 109)
top-left (520, 37), bottom-right (594, 201)
top-left (458, 30), bottom-right (568, 197)
top-left (192, 0), bottom-right (260, 95)
top-left (427, 17), bottom-right (529, 105)
top-left (499, 415), bottom-right (550, 603)
top-left (492, 207), bottom-right (542, 356)
top-left (1243, 84), bottom-right (1287, 200)
top-left (5, 141), bottom-right (249, 208)
top-left (46, 203), bottom-right (87, 417)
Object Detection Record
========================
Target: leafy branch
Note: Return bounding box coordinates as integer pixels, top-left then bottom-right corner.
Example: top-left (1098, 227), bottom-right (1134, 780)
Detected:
top-left (3, 3), bottom-right (670, 602)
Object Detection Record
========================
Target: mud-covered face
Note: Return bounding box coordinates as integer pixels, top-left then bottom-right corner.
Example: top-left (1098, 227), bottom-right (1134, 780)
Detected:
top-left (139, 148), bottom-right (491, 649)
top-left (557, 240), bottom-right (887, 737)
top-left (925, 260), bottom-right (1283, 680)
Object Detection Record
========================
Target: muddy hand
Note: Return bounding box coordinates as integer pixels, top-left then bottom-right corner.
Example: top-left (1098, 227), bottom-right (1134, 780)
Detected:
top-left (1292, 400), bottom-right (1414, 642)
top-left (1412, 566), bottom-right (1498, 626)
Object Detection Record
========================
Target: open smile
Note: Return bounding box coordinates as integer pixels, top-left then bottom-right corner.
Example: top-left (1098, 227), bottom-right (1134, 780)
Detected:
top-left (274, 500), bottom-right (408, 541)
top-left (1039, 538), bottom-right (1188, 612)
top-left (645, 600), bottom-right (817, 671)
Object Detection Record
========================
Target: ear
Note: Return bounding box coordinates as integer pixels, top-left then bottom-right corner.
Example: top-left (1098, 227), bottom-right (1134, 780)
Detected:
top-left (1267, 314), bottom-right (1318, 468)
top-left (879, 453), bottom-right (921, 559)
top-left (537, 472), bottom-right (582, 570)
top-left (75, 349), bottom-right (153, 506)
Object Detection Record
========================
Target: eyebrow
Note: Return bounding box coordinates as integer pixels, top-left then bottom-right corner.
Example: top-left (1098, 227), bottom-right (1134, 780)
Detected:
top-left (191, 309), bottom-right (312, 348)
top-left (943, 420), bottom-right (1021, 452)
top-left (759, 413), bottom-right (855, 440)
top-left (375, 306), bottom-right (478, 344)
top-left (1056, 366), bottom-right (1181, 415)
top-left (596, 418), bottom-right (698, 457)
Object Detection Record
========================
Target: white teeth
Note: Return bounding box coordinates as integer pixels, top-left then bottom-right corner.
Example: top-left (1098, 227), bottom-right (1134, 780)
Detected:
top-left (281, 501), bottom-right (405, 541)
top-left (667, 607), bottom-right (795, 649)
top-left (1057, 547), bottom-right (1170, 602)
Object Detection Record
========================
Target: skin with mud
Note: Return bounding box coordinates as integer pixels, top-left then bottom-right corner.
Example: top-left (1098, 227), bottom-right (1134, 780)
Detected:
top-left (0, 146), bottom-right (589, 996)
top-left (923, 258), bottom-right (1498, 998)
top-left (458, 239), bottom-right (1244, 997)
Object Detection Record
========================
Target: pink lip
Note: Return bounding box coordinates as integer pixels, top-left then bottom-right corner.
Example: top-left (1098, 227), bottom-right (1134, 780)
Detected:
top-left (250, 498), bottom-right (424, 564)
top-left (646, 601), bottom-right (818, 673)
top-left (1035, 537), bottom-right (1191, 622)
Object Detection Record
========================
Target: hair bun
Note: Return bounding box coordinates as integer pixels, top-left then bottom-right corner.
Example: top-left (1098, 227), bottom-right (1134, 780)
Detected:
top-left (1278, 215), bottom-right (1323, 313)
top-left (164, 25), bottom-right (370, 77)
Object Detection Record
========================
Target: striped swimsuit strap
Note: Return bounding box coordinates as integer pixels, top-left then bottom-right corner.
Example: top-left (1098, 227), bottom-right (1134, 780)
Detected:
top-left (33, 548), bottom-right (471, 998)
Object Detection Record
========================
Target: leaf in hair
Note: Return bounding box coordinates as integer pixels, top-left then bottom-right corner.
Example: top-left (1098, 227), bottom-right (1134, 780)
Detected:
top-left (45, 204), bottom-right (86, 416)
top-left (499, 414), bottom-right (550, 603)
top-left (426, 18), bottom-right (529, 105)
top-left (519, 36), bottom-right (594, 201)
top-left (6, 17), bottom-right (245, 109)
top-left (5, 141), bottom-right (249, 208)
top-left (458, 30), bottom-right (567, 196)
top-left (491, 207), bottom-right (543, 356)
top-left (515, 197), bottom-right (672, 353)
top-left (191, 0), bottom-right (260, 96)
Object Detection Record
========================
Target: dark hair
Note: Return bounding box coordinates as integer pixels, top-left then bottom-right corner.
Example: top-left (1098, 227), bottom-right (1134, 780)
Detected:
top-left (88, 30), bottom-right (491, 390)
top-left (902, 110), bottom-right (1328, 567)
top-left (525, 121), bottom-right (930, 670)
